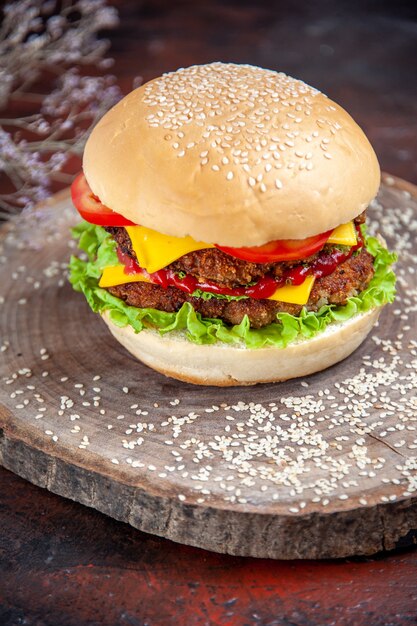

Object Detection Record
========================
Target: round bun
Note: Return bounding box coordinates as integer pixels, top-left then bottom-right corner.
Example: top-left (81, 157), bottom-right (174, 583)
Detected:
top-left (83, 63), bottom-right (380, 247)
top-left (101, 307), bottom-right (381, 386)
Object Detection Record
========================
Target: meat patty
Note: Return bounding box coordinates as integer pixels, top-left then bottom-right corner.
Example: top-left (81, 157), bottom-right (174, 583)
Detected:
top-left (107, 248), bottom-right (375, 328)
top-left (106, 225), bottom-right (279, 285)
top-left (105, 211), bottom-right (366, 288)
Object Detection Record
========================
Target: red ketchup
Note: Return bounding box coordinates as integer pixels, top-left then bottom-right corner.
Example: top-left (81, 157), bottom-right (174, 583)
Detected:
top-left (285, 225), bottom-right (364, 285)
top-left (116, 226), bottom-right (364, 300)
top-left (117, 247), bottom-right (141, 274)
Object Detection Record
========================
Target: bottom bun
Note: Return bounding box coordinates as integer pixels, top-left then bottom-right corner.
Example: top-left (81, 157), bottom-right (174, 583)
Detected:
top-left (101, 307), bottom-right (381, 386)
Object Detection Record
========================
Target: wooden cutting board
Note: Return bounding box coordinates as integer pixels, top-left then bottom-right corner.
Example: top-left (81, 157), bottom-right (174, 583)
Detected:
top-left (0, 173), bottom-right (416, 559)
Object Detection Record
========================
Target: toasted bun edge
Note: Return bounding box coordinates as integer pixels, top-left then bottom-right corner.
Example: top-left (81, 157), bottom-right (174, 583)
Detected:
top-left (100, 307), bottom-right (381, 386)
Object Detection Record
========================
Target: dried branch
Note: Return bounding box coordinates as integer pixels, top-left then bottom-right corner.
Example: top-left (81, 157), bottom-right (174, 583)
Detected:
top-left (0, 0), bottom-right (125, 218)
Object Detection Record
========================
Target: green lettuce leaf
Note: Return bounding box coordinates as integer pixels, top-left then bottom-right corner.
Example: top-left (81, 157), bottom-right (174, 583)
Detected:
top-left (69, 222), bottom-right (397, 349)
top-left (191, 288), bottom-right (248, 301)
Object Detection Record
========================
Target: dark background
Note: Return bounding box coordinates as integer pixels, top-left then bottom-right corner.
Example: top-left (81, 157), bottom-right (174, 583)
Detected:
top-left (110, 0), bottom-right (417, 183)
top-left (1, 1), bottom-right (417, 625)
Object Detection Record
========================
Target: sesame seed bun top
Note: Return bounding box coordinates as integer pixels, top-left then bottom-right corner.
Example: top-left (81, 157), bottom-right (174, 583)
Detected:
top-left (83, 62), bottom-right (380, 246)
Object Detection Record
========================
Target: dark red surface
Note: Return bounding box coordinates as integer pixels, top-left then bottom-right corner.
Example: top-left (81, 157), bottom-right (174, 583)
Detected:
top-left (1, 469), bottom-right (416, 626)
top-left (1, 1), bottom-right (417, 624)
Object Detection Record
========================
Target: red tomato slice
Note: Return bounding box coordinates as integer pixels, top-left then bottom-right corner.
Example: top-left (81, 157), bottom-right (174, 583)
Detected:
top-left (216, 230), bottom-right (333, 263)
top-left (71, 173), bottom-right (136, 226)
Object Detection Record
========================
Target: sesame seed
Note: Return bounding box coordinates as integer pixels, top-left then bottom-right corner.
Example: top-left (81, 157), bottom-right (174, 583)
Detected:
top-left (140, 63), bottom-right (342, 192)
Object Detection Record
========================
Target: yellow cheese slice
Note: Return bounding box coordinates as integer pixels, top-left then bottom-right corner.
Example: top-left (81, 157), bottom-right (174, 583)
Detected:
top-left (123, 221), bottom-right (355, 276)
top-left (99, 265), bottom-right (150, 288)
top-left (126, 225), bottom-right (214, 274)
top-left (267, 275), bottom-right (315, 305)
top-left (327, 221), bottom-right (357, 246)
top-left (99, 265), bottom-right (315, 306)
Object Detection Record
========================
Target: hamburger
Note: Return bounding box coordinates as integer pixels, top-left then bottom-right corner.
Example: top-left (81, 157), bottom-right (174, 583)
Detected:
top-left (69, 62), bottom-right (396, 385)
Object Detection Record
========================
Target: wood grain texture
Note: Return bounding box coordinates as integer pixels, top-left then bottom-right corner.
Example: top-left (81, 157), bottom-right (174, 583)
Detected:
top-left (0, 175), bottom-right (416, 559)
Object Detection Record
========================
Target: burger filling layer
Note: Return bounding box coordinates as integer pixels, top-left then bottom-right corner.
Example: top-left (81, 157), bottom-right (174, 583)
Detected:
top-left (102, 213), bottom-right (374, 329)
